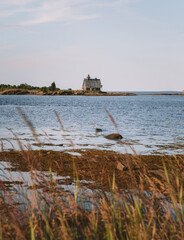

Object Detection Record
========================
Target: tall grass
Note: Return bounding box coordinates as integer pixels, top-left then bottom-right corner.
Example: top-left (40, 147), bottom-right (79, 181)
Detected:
top-left (0, 149), bottom-right (184, 239)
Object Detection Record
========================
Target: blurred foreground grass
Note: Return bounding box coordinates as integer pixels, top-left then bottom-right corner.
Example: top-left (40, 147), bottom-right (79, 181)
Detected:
top-left (0, 148), bottom-right (184, 240)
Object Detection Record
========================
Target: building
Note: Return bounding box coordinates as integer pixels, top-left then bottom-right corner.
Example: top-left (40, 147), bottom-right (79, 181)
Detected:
top-left (82, 75), bottom-right (102, 91)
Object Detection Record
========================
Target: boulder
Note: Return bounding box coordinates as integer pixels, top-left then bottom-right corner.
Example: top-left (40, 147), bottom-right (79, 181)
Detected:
top-left (105, 133), bottom-right (123, 140)
top-left (117, 161), bottom-right (127, 171)
top-left (95, 128), bottom-right (103, 132)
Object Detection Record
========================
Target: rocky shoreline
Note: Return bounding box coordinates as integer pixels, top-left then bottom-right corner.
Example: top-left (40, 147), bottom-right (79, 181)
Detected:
top-left (0, 89), bottom-right (137, 96)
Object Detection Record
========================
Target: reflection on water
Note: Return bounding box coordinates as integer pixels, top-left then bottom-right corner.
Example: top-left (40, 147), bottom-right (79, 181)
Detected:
top-left (0, 95), bottom-right (184, 154)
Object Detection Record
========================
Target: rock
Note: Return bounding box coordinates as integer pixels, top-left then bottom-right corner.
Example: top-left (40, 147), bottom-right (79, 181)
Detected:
top-left (59, 90), bottom-right (74, 95)
top-left (105, 133), bottom-right (123, 140)
top-left (117, 161), bottom-right (127, 171)
top-left (57, 144), bottom-right (64, 147)
top-left (1, 89), bottom-right (30, 95)
top-left (95, 128), bottom-right (103, 132)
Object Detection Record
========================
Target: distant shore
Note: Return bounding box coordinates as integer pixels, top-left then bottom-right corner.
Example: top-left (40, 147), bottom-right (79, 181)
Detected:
top-left (0, 89), bottom-right (184, 96)
top-left (140, 92), bottom-right (184, 96)
top-left (0, 89), bottom-right (137, 96)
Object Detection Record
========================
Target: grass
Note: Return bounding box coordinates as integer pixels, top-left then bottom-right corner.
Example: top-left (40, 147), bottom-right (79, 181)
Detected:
top-left (0, 110), bottom-right (184, 239)
top-left (0, 148), bottom-right (184, 239)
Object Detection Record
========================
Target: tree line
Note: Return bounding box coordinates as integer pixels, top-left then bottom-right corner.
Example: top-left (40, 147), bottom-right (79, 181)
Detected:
top-left (0, 82), bottom-right (59, 92)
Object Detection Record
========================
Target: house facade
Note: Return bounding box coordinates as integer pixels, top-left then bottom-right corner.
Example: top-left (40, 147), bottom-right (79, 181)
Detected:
top-left (82, 75), bottom-right (102, 91)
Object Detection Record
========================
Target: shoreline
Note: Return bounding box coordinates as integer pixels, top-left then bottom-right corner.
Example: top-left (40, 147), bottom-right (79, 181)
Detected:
top-left (0, 149), bottom-right (183, 195)
top-left (140, 93), bottom-right (184, 96)
top-left (0, 89), bottom-right (137, 96)
top-left (1, 149), bottom-right (183, 189)
top-left (0, 89), bottom-right (183, 96)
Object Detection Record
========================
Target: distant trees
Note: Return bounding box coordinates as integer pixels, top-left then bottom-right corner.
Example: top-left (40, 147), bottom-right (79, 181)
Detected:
top-left (0, 83), bottom-right (37, 90)
top-left (49, 82), bottom-right (56, 91)
top-left (0, 84), bottom-right (13, 90)
top-left (17, 83), bottom-right (39, 90)
top-left (40, 87), bottom-right (48, 93)
top-left (0, 82), bottom-right (60, 92)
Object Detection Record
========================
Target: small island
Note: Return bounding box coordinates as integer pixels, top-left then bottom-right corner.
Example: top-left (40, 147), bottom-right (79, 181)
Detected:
top-left (0, 78), bottom-right (137, 96)
top-left (1, 78), bottom-right (183, 96)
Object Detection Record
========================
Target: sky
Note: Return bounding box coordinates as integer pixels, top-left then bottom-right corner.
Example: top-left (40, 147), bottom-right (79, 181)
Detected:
top-left (0, 0), bottom-right (184, 91)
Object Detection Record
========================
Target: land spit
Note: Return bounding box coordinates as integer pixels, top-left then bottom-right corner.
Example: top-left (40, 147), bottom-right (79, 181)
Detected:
top-left (1, 89), bottom-right (184, 96)
top-left (0, 89), bottom-right (137, 96)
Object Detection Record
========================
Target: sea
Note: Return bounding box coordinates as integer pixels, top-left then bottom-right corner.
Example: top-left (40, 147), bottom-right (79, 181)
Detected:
top-left (0, 93), bottom-right (184, 155)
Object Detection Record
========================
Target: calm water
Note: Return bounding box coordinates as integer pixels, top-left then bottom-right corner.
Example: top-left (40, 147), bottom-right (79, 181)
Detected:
top-left (0, 95), bottom-right (184, 154)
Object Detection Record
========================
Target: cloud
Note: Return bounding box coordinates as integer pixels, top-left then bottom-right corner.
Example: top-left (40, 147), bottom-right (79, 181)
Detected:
top-left (0, 0), bottom-right (109, 26)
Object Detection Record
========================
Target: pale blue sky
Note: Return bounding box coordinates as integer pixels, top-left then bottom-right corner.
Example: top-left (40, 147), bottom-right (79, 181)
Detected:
top-left (0, 0), bottom-right (184, 91)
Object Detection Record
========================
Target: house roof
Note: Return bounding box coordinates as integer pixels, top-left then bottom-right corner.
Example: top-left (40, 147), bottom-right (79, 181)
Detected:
top-left (83, 78), bottom-right (102, 89)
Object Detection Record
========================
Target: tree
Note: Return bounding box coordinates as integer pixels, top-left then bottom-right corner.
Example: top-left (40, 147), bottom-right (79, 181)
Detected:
top-left (41, 87), bottom-right (48, 93)
top-left (49, 82), bottom-right (56, 91)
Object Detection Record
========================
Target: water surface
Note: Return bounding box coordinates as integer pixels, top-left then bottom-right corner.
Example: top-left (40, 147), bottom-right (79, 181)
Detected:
top-left (0, 95), bottom-right (184, 154)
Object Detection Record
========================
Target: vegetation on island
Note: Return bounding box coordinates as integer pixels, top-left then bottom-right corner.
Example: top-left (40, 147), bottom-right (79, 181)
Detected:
top-left (0, 82), bottom-right (137, 96)
top-left (0, 82), bottom-right (60, 94)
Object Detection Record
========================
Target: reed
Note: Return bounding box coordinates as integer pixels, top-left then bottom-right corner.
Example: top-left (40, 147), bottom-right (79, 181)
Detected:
top-left (0, 149), bottom-right (183, 239)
